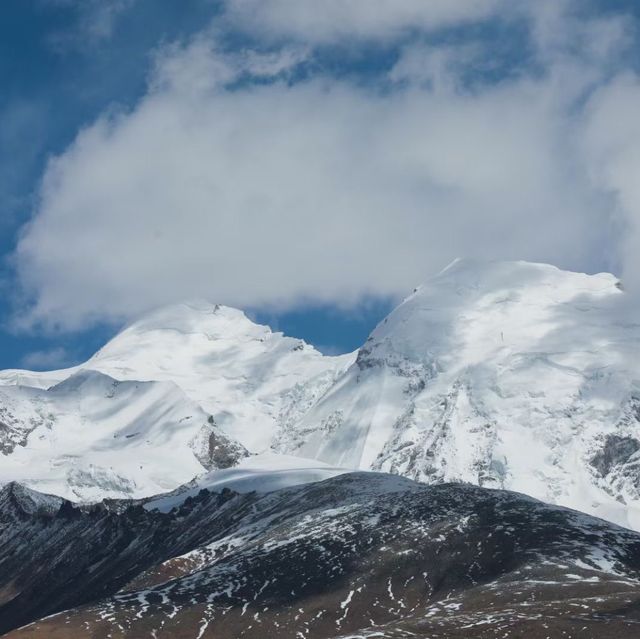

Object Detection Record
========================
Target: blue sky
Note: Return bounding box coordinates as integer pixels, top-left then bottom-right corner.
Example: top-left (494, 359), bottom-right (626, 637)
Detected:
top-left (2, 0), bottom-right (640, 369)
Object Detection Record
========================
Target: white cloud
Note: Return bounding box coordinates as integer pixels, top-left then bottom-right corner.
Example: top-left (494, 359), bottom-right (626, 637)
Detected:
top-left (12, 2), bottom-right (640, 331)
top-left (223, 0), bottom-right (506, 43)
top-left (581, 73), bottom-right (640, 293)
top-left (148, 38), bottom-right (310, 95)
top-left (528, 0), bottom-right (633, 66)
top-left (14, 30), bottom-right (625, 332)
top-left (389, 43), bottom-right (485, 92)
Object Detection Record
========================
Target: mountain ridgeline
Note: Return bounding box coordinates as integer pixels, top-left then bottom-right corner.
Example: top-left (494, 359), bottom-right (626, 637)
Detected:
top-left (2, 260), bottom-right (639, 529)
top-left (3, 474), bottom-right (640, 637)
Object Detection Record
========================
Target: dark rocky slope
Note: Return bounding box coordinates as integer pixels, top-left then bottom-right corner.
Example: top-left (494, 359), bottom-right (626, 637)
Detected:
top-left (2, 473), bottom-right (640, 638)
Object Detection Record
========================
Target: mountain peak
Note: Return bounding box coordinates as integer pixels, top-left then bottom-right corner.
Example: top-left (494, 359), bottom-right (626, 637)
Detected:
top-left (119, 300), bottom-right (265, 339)
top-left (0, 481), bottom-right (64, 516)
top-left (426, 258), bottom-right (619, 294)
top-left (70, 298), bottom-right (353, 455)
top-left (376, 259), bottom-right (624, 366)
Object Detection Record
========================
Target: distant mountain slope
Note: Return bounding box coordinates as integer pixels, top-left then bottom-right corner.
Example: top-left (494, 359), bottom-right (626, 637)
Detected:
top-left (0, 369), bottom-right (246, 501)
top-left (3, 473), bottom-right (640, 638)
top-left (276, 260), bottom-right (640, 530)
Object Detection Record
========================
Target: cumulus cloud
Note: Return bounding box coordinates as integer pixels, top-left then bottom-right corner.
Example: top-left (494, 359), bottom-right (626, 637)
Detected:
top-left (11, 1), bottom-right (640, 331)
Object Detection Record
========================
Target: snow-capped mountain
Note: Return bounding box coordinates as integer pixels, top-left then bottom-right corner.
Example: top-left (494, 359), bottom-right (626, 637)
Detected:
top-left (3, 260), bottom-right (640, 531)
top-left (278, 259), bottom-right (640, 529)
top-left (3, 473), bottom-right (640, 637)
top-left (1, 302), bottom-right (353, 452)
top-left (0, 302), bottom-right (351, 500)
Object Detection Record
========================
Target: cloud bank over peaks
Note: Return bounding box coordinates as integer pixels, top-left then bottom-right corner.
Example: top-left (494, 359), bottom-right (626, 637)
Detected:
top-left (11, 1), bottom-right (640, 331)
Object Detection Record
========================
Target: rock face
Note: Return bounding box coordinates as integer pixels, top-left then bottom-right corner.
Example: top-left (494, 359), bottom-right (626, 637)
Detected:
top-left (2, 473), bottom-right (640, 638)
